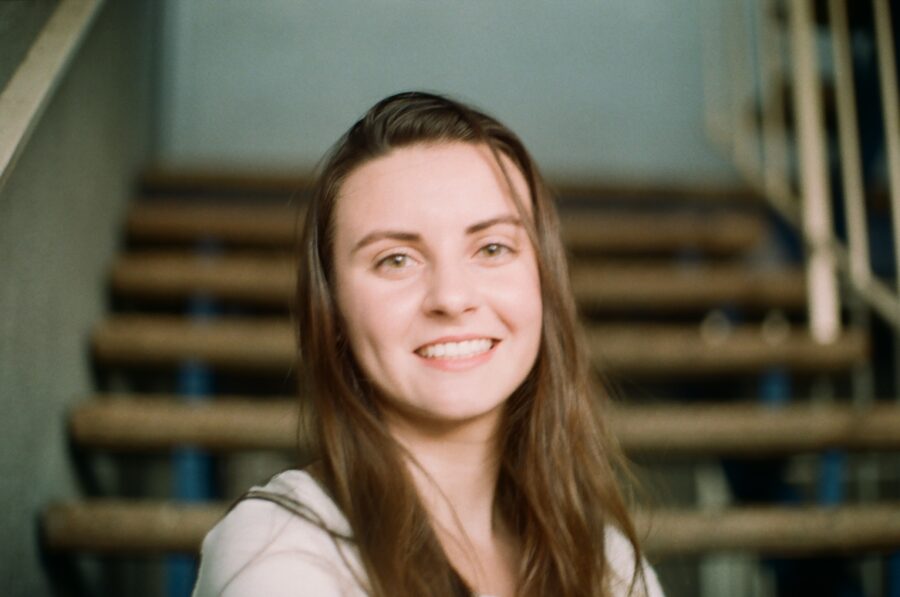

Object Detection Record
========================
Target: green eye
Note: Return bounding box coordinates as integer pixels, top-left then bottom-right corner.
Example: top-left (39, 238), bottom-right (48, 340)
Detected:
top-left (480, 243), bottom-right (509, 257)
top-left (377, 253), bottom-right (411, 269)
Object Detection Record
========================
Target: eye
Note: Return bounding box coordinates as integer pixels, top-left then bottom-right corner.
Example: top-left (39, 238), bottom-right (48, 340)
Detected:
top-left (478, 242), bottom-right (512, 259)
top-left (375, 252), bottom-right (414, 271)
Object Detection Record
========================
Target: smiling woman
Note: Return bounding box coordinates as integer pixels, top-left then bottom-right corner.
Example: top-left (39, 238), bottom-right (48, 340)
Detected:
top-left (192, 92), bottom-right (664, 597)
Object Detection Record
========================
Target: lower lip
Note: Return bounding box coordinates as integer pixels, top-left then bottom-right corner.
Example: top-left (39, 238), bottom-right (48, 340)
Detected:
top-left (415, 342), bottom-right (498, 372)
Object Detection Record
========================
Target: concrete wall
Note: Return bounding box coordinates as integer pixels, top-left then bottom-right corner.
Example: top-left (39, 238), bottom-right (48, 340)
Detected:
top-left (0, 2), bottom-right (158, 594)
top-left (155, 0), bottom-right (738, 186)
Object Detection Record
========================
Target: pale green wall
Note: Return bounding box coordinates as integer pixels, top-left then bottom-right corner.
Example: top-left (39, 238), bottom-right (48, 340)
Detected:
top-left (155, 0), bottom-right (738, 186)
top-left (0, 0), bottom-right (58, 91)
top-left (0, 2), bottom-right (158, 594)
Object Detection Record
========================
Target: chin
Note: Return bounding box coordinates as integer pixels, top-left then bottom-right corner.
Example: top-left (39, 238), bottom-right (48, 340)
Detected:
top-left (387, 398), bottom-right (506, 432)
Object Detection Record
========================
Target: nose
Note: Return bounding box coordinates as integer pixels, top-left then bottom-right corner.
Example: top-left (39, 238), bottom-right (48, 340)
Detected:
top-left (421, 258), bottom-right (478, 318)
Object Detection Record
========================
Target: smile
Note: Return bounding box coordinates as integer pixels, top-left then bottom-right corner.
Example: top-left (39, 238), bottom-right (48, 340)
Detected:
top-left (415, 338), bottom-right (496, 360)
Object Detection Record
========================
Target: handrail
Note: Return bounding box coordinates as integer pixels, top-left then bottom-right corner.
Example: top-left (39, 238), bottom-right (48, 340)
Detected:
top-left (0, 0), bottom-right (103, 192)
top-left (790, 0), bottom-right (841, 343)
top-left (705, 0), bottom-right (900, 334)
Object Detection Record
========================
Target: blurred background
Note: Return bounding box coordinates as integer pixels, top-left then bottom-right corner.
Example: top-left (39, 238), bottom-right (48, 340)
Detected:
top-left (2, 0), bottom-right (899, 595)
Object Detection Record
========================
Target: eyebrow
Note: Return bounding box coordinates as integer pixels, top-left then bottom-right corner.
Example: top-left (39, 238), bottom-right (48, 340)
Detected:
top-left (465, 214), bottom-right (522, 235)
top-left (350, 214), bottom-right (522, 254)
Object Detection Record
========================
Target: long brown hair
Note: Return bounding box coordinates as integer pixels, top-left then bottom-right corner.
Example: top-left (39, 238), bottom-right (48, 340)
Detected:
top-left (295, 91), bottom-right (644, 596)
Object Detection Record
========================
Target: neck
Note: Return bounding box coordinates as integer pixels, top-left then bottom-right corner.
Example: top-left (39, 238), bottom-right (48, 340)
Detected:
top-left (388, 411), bottom-right (503, 545)
top-left (388, 409), bottom-right (520, 596)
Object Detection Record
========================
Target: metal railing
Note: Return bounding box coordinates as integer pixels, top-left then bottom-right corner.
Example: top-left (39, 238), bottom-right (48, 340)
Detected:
top-left (703, 0), bottom-right (900, 337)
top-left (0, 0), bottom-right (103, 193)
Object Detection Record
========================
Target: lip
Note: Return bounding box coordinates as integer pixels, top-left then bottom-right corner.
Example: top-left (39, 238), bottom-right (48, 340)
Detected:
top-left (414, 335), bottom-right (500, 372)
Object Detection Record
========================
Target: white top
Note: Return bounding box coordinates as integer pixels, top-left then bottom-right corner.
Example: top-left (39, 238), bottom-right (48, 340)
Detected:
top-left (193, 470), bottom-right (664, 597)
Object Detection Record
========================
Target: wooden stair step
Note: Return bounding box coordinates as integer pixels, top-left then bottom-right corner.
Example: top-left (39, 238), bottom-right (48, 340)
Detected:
top-left (111, 252), bottom-right (806, 311)
top-left (71, 396), bottom-right (900, 455)
top-left (43, 499), bottom-right (900, 556)
top-left (645, 504), bottom-right (900, 556)
top-left (571, 263), bottom-right (804, 311)
top-left (613, 402), bottom-right (900, 455)
top-left (44, 500), bottom-right (224, 554)
top-left (112, 253), bottom-right (294, 307)
top-left (588, 324), bottom-right (868, 375)
top-left (127, 203), bottom-right (296, 247)
top-left (560, 211), bottom-right (764, 255)
top-left (92, 316), bottom-right (293, 371)
top-left (72, 396), bottom-right (300, 452)
top-left (91, 316), bottom-right (868, 375)
top-left (126, 202), bottom-right (766, 255)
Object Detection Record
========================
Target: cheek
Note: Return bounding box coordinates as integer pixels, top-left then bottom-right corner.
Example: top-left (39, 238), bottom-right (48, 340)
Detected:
top-left (334, 273), bottom-right (413, 363)
top-left (485, 260), bottom-right (543, 346)
top-left (506, 258), bottom-right (542, 320)
top-left (335, 278), bottom-right (377, 353)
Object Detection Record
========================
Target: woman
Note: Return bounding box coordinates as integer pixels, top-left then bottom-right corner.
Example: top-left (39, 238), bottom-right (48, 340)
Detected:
top-left (193, 91), bottom-right (663, 597)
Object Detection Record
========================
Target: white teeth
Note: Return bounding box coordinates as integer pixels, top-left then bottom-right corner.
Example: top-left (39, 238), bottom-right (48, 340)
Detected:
top-left (419, 339), bottom-right (493, 359)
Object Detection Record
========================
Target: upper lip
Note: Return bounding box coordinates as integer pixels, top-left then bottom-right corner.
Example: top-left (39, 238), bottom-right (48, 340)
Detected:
top-left (414, 335), bottom-right (499, 352)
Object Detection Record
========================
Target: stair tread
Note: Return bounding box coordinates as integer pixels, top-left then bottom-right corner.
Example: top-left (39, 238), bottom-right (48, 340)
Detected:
top-left (587, 324), bottom-right (868, 374)
top-left (70, 396), bottom-right (900, 455)
top-left (126, 202), bottom-right (766, 254)
top-left (111, 252), bottom-right (806, 311)
top-left (91, 316), bottom-right (868, 375)
top-left (43, 499), bottom-right (900, 556)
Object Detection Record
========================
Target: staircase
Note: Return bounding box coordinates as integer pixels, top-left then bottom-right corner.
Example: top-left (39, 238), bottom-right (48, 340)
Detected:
top-left (40, 171), bottom-right (900, 596)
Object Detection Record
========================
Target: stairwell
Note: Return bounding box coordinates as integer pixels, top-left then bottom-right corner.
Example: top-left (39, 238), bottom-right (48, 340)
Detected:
top-left (39, 171), bottom-right (900, 596)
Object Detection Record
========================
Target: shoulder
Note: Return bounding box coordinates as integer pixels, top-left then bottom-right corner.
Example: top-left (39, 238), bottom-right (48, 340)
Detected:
top-left (604, 525), bottom-right (665, 597)
top-left (192, 470), bottom-right (366, 597)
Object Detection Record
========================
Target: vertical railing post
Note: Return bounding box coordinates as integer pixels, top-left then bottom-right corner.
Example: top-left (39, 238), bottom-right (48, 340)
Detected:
top-left (828, 7), bottom-right (882, 595)
top-left (829, 0), bottom-right (872, 289)
top-left (872, 3), bottom-right (900, 594)
top-left (727, 1), bottom-right (754, 172)
top-left (731, 1), bottom-right (761, 180)
top-left (759, 0), bottom-right (792, 210)
top-left (873, 0), bottom-right (900, 301)
top-left (789, 0), bottom-right (842, 344)
top-left (701, 0), bottom-right (729, 149)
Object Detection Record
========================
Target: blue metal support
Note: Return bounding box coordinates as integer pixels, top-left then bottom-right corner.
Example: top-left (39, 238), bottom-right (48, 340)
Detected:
top-left (759, 365), bottom-right (790, 408)
top-left (891, 551), bottom-right (900, 597)
top-left (167, 240), bottom-right (220, 597)
top-left (817, 449), bottom-right (846, 506)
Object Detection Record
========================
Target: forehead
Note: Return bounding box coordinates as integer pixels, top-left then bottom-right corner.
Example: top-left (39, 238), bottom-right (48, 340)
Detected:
top-left (333, 143), bottom-right (530, 238)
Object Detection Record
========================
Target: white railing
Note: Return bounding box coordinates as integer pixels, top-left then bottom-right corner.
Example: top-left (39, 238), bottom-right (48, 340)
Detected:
top-left (703, 0), bottom-right (900, 336)
top-left (0, 0), bottom-right (103, 192)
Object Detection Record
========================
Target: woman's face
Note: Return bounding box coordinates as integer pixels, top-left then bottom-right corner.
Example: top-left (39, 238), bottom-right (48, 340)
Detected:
top-left (331, 142), bottom-right (543, 432)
